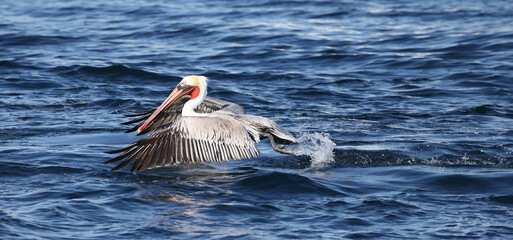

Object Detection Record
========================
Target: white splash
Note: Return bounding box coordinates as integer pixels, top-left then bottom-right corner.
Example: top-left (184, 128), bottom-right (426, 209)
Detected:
top-left (293, 132), bottom-right (337, 169)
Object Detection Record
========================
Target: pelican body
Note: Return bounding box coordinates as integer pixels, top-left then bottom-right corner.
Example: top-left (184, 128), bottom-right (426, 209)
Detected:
top-left (105, 76), bottom-right (296, 172)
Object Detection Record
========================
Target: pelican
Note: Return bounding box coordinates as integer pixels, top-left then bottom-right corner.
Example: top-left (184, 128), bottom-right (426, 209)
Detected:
top-left (105, 75), bottom-right (296, 172)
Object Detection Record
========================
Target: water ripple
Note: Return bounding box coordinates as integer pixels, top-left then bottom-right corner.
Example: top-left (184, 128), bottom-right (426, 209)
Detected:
top-left (2, 0), bottom-right (513, 238)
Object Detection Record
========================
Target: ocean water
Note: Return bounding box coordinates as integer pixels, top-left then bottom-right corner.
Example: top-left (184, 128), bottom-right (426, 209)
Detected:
top-left (1, 0), bottom-right (513, 239)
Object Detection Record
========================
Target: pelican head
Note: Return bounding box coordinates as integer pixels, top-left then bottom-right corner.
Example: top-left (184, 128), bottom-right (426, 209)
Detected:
top-left (138, 75), bottom-right (208, 133)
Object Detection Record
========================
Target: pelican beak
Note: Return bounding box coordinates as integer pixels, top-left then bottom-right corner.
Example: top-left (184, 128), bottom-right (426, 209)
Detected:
top-left (137, 84), bottom-right (193, 134)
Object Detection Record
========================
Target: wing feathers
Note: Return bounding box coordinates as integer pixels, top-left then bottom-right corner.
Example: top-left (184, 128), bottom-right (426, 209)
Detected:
top-left (106, 116), bottom-right (259, 172)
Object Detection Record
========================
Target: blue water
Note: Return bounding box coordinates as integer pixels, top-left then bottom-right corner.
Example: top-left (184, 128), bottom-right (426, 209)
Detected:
top-left (2, 0), bottom-right (513, 239)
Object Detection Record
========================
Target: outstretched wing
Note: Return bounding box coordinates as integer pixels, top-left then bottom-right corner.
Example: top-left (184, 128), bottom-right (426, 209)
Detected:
top-left (105, 116), bottom-right (259, 172)
top-left (122, 97), bottom-right (245, 135)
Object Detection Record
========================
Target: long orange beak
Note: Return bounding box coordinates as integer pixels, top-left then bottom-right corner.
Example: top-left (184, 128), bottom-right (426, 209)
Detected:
top-left (137, 85), bottom-right (192, 134)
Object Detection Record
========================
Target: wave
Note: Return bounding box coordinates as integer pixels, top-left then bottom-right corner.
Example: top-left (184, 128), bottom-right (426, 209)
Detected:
top-left (330, 148), bottom-right (513, 168)
top-left (0, 33), bottom-right (82, 46)
top-left (233, 171), bottom-right (343, 197)
top-left (54, 64), bottom-right (177, 83)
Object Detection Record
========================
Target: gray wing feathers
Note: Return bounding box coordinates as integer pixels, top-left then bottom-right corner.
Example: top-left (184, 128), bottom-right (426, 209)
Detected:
top-left (236, 115), bottom-right (296, 144)
top-left (203, 97), bottom-right (246, 115)
top-left (106, 116), bottom-right (259, 172)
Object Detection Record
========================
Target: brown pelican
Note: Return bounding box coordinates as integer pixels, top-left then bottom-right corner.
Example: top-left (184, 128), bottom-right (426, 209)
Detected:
top-left (105, 75), bottom-right (296, 172)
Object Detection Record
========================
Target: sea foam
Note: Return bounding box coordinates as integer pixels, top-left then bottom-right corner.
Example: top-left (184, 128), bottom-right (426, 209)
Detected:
top-left (293, 132), bottom-right (337, 169)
